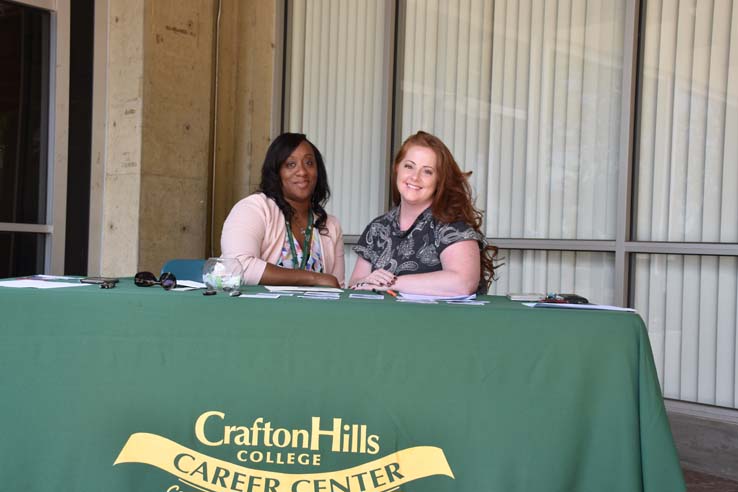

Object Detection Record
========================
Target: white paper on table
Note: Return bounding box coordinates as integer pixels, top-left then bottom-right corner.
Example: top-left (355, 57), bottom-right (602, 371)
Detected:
top-left (395, 299), bottom-right (439, 304)
top-left (176, 280), bottom-right (206, 289)
top-left (398, 292), bottom-right (476, 302)
top-left (0, 279), bottom-right (92, 289)
top-left (264, 285), bottom-right (343, 293)
top-left (349, 293), bottom-right (384, 300)
top-left (301, 291), bottom-right (340, 297)
top-left (445, 300), bottom-right (489, 306)
top-left (30, 274), bottom-right (82, 281)
top-left (238, 293), bottom-right (282, 299)
top-left (507, 293), bottom-right (545, 302)
top-left (522, 302), bottom-right (636, 313)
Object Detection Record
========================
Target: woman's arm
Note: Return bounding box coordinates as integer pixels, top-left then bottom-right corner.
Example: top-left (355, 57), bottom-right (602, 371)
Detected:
top-left (259, 264), bottom-right (340, 287)
top-left (394, 240), bottom-right (480, 295)
top-left (221, 197), bottom-right (272, 285)
top-left (354, 240), bottom-right (480, 296)
top-left (349, 257), bottom-right (371, 287)
top-left (394, 240), bottom-right (479, 295)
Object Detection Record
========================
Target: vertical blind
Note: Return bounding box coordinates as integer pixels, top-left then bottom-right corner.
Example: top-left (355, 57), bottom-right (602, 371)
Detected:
top-left (634, 0), bottom-right (738, 408)
top-left (398, 0), bottom-right (624, 303)
top-left (399, 0), bottom-right (625, 240)
top-left (284, 0), bottom-right (393, 240)
top-left (399, 0), bottom-right (494, 208)
top-left (486, 0), bottom-right (624, 241)
top-left (637, 0), bottom-right (738, 244)
top-left (635, 254), bottom-right (737, 408)
top-left (489, 249), bottom-right (615, 305)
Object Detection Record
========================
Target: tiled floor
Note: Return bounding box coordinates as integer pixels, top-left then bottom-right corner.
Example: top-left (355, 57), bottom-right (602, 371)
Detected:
top-left (684, 469), bottom-right (738, 492)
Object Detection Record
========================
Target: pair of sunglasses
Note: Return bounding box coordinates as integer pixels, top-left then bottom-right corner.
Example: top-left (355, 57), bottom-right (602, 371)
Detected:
top-left (134, 271), bottom-right (177, 290)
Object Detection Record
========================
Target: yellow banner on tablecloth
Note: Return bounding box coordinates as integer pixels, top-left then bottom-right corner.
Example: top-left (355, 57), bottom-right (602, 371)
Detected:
top-left (115, 432), bottom-right (454, 492)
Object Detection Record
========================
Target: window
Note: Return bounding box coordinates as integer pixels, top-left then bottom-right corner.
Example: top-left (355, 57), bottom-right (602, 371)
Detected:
top-left (0, 0), bottom-right (68, 277)
top-left (284, 0), bottom-right (394, 239)
top-left (282, 0), bottom-right (738, 408)
top-left (632, 0), bottom-right (738, 407)
top-left (0, 1), bottom-right (49, 277)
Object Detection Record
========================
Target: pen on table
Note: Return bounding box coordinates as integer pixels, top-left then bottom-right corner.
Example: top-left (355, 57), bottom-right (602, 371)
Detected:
top-left (386, 289), bottom-right (398, 298)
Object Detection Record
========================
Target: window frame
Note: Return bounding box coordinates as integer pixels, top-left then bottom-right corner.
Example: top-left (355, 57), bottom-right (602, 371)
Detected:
top-left (0, 0), bottom-right (69, 275)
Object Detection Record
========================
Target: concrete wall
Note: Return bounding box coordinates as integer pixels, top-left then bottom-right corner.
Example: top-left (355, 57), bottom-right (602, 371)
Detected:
top-left (139, 0), bottom-right (215, 271)
top-left (211, 0), bottom-right (277, 257)
top-left (96, 0), bottom-right (276, 275)
top-left (100, 0), bottom-right (145, 276)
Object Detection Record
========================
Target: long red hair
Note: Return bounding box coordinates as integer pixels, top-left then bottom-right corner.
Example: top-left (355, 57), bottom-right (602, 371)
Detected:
top-left (391, 131), bottom-right (498, 289)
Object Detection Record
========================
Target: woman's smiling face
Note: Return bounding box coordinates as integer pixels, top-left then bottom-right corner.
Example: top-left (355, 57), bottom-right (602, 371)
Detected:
top-left (395, 145), bottom-right (438, 208)
top-left (279, 140), bottom-right (318, 205)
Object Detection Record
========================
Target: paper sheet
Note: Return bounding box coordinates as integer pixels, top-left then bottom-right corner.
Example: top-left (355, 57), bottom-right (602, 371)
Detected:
top-left (175, 280), bottom-right (206, 289)
top-left (523, 302), bottom-right (636, 313)
top-left (237, 293), bottom-right (283, 299)
top-left (507, 293), bottom-right (544, 302)
top-left (28, 275), bottom-right (82, 281)
top-left (349, 293), bottom-right (385, 300)
top-left (398, 292), bottom-right (476, 301)
top-left (0, 279), bottom-right (92, 289)
top-left (445, 300), bottom-right (488, 306)
top-left (264, 286), bottom-right (343, 293)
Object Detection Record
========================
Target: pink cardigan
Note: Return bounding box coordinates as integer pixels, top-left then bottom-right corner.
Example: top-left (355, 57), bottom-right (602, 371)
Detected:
top-left (221, 193), bottom-right (345, 286)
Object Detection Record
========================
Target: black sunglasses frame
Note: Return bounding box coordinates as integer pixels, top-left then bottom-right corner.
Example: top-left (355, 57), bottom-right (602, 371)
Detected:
top-left (134, 271), bottom-right (177, 290)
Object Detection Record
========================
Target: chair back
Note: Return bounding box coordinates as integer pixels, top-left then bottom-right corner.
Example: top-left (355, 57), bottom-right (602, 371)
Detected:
top-left (160, 259), bottom-right (205, 282)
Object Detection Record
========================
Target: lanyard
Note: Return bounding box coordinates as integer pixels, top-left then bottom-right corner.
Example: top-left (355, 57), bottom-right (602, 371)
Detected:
top-left (285, 210), bottom-right (314, 270)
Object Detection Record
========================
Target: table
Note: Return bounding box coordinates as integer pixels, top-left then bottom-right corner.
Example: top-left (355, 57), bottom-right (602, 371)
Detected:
top-left (0, 280), bottom-right (685, 491)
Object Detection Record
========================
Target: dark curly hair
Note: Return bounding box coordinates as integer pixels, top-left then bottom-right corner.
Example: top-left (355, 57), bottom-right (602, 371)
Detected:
top-left (391, 131), bottom-right (499, 290)
top-left (258, 133), bottom-right (331, 234)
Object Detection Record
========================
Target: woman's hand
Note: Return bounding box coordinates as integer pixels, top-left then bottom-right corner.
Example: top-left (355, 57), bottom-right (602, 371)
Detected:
top-left (349, 269), bottom-right (396, 290)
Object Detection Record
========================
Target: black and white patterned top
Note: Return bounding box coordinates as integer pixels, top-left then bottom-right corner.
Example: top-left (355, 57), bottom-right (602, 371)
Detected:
top-left (354, 206), bottom-right (486, 292)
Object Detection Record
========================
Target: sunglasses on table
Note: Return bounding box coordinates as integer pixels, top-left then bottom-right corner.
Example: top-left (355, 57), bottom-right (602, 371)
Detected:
top-left (134, 271), bottom-right (177, 290)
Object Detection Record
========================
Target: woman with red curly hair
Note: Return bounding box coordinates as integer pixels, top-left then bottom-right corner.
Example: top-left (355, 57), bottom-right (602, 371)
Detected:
top-left (349, 131), bottom-right (497, 296)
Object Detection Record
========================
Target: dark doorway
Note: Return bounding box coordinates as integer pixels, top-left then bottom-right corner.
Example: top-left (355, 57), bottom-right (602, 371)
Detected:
top-left (65, 0), bottom-right (94, 275)
top-left (0, 2), bottom-right (50, 278)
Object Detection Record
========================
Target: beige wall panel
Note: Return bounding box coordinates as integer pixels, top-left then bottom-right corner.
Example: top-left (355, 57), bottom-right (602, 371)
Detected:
top-left (101, 0), bottom-right (145, 275)
top-left (210, 0), bottom-right (239, 256)
top-left (142, 69), bottom-right (211, 179)
top-left (138, 175), bottom-right (208, 272)
top-left (101, 174), bottom-right (141, 276)
top-left (236, 0), bottom-right (279, 192)
top-left (212, 0), bottom-right (276, 256)
top-left (106, 100), bottom-right (143, 175)
top-left (139, 0), bottom-right (215, 268)
top-left (97, 0), bottom-right (276, 271)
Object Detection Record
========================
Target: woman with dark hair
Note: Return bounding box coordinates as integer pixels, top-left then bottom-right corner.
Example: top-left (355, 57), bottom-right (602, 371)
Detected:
top-left (221, 133), bottom-right (344, 287)
top-left (350, 131), bottom-right (497, 295)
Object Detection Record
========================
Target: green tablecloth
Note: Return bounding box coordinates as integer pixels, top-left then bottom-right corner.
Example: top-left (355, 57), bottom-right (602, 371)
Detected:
top-left (0, 280), bottom-right (684, 492)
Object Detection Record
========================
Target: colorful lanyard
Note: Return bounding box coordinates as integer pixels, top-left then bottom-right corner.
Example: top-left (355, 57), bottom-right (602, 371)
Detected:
top-left (285, 210), bottom-right (314, 270)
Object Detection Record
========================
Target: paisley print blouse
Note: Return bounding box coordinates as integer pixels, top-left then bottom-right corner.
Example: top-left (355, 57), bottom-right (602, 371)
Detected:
top-left (354, 206), bottom-right (485, 292)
